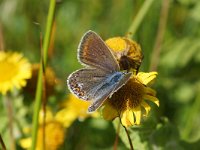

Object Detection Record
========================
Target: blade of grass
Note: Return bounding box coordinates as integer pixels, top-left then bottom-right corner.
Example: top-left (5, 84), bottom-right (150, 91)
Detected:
top-left (42, 74), bottom-right (47, 150)
top-left (0, 134), bottom-right (6, 150)
top-left (149, 0), bottom-right (170, 71)
top-left (4, 95), bottom-right (15, 150)
top-left (0, 24), bottom-right (5, 50)
top-left (127, 0), bottom-right (155, 39)
top-left (31, 0), bottom-right (56, 150)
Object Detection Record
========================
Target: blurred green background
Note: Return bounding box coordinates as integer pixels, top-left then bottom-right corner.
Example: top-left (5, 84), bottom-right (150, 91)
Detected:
top-left (1, 0), bottom-right (200, 149)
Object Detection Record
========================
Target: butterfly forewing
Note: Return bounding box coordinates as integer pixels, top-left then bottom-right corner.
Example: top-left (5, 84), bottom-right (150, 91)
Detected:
top-left (78, 30), bottom-right (119, 73)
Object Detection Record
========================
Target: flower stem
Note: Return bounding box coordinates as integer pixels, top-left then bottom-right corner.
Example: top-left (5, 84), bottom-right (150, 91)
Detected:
top-left (123, 126), bottom-right (134, 150)
top-left (0, 24), bottom-right (5, 50)
top-left (149, 0), bottom-right (170, 71)
top-left (113, 121), bottom-right (120, 150)
top-left (4, 95), bottom-right (15, 150)
top-left (31, 0), bottom-right (56, 150)
top-left (127, 0), bottom-right (155, 39)
top-left (42, 74), bottom-right (47, 150)
top-left (0, 133), bottom-right (6, 150)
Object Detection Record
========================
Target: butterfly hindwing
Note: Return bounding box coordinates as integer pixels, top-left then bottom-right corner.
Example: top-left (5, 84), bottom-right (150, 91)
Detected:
top-left (67, 68), bottom-right (109, 101)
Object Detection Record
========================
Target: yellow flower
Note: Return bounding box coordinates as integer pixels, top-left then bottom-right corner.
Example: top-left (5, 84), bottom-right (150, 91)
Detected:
top-left (0, 51), bottom-right (31, 95)
top-left (24, 64), bottom-right (58, 98)
top-left (102, 72), bottom-right (159, 127)
top-left (101, 37), bottom-right (158, 127)
top-left (105, 37), bottom-right (143, 72)
top-left (55, 94), bottom-right (99, 128)
top-left (36, 121), bottom-right (65, 150)
top-left (20, 109), bottom-right (65, 150)
top-left (20, 121), bottom-right (65, 150)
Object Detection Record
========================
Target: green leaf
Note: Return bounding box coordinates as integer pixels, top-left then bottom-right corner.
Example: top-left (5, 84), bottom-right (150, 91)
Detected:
top-left (150, 118), bottom-right (182, 150)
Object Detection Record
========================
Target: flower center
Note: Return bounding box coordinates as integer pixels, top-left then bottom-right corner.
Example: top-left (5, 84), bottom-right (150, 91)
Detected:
top-left (0, 61), bottom-right (18, 82)
top-left (108, 78), bottom-right (145, 112)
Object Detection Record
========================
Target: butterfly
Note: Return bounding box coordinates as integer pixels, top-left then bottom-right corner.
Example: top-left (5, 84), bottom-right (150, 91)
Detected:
top-left (67, 30), bottom-right (132, 112)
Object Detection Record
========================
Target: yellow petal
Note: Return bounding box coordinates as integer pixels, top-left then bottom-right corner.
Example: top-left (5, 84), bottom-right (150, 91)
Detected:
top-left (145, 87), bottom-right (156, 96)
top-left (60, 94), bottom-right (98, 120)
top-left (121, 109), bottom-right (134, 127)
top-left (137, 72), bottom-right (158, 85)
top-left (105, 37), bottom-right (126, 52)
top-left (0, 51), bottom-right (32, 95)
top-left (22, 127), bottom-right (31, 134)
top-left (144, 95), bottom-right (159, 106)
top-left (38, 107), bottom-right (53, 124)
top-left (132, 106), bottom-right (141, 125)
top-left (55, 108), bottom-right (77, 128)
top-left (37, 121), bottom-right (65, 150)
top-left (102, 103), bottom-right (118, 120)
top-left (19, 138), bottom-right (32, 149)
top-left (141, 101), bottom-right (151, 116)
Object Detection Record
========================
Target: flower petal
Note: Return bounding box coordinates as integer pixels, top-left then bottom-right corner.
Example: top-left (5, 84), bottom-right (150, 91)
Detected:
top-left (0, 51), bottom-right (31, 95)
top-left (60, 94), bottom-right (99, 120)
top-left (38, 107), bottom-right (53, 124)
top-left (145, 87), bottom-right (156, 96)
top-left (19, 138), bottom-right (32, 149)
top-left (105, 37), bottom-right (126, 52)
top-left (132, 106), bottom-right (142, 125)
top-left (144, 95), bottom-right (159, 106)
top-left (137, 72), bottom-right (158, 85)
top-left (121, 109), bottom-right (134, 127)
top-left (55, 108), bottom-right (77, 128)
top-left (141, 101), bottom-right (151, 116)
top-left (102, 103), bottom-right (118, 120)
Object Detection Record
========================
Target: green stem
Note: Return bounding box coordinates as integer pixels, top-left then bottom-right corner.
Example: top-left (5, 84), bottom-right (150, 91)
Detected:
top-left (149, 0), bottom-right (170, 71)
top-left (42, 0), bottom-right (56, 68)
top-left (127, 0), bottom-right (155, 39)
top-left (4, 95), bottom-right (15, 150)
top-left (31, 0), bottom-right (56, 150)
top-left (0, 24), bottom-right (5, 50)
top-left (123, 126), bottom-right (134, 150)
top-left (113, 121), bottom-right (120, 150)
